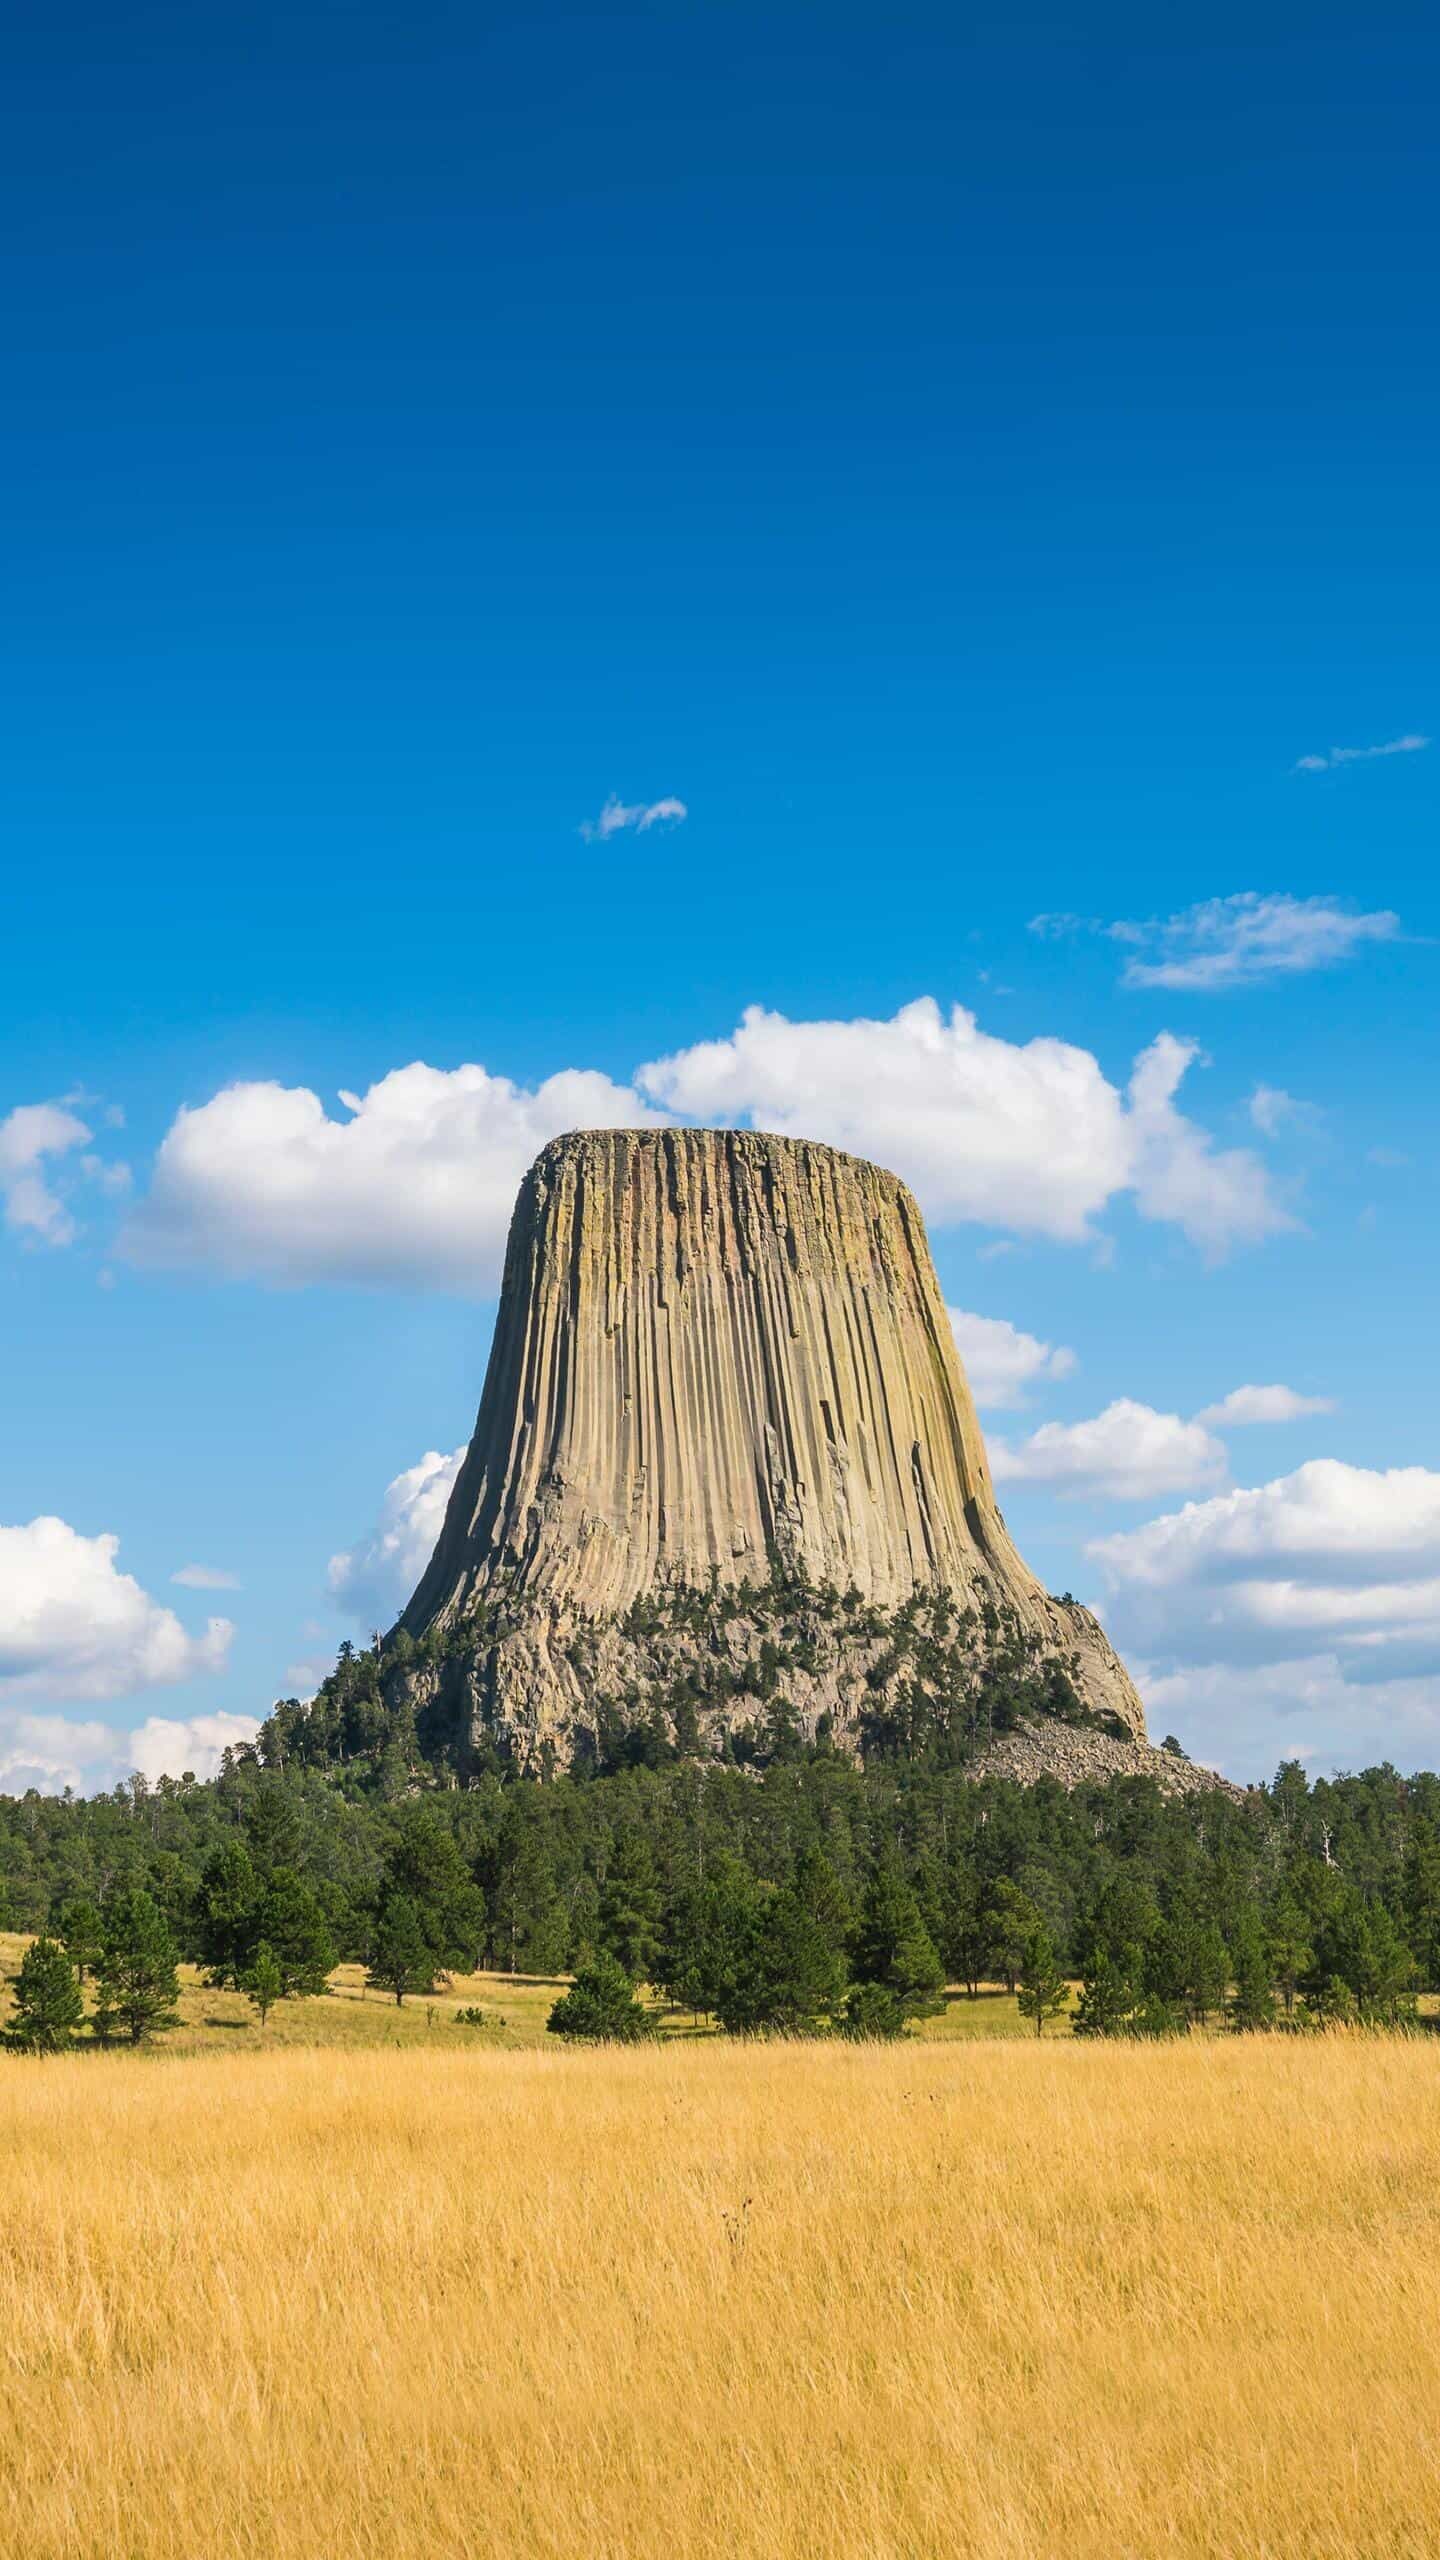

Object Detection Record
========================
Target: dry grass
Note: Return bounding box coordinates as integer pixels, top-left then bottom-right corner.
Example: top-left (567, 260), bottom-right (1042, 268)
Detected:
top-left (5, 2035), bottom-right (1440, 2558)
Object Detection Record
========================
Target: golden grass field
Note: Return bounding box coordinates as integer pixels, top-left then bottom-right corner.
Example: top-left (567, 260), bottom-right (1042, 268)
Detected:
top-left (5, 2031), bottom-right (1440, 2559)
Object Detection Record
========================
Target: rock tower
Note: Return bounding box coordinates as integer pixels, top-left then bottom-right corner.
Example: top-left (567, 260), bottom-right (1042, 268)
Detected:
top-left (398, 1128), bottom-right (1153, 1773)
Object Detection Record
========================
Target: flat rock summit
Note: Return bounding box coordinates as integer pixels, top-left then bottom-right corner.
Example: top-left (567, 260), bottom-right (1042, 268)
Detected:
top-left (396, 1127), bottom-right (1215, 1791)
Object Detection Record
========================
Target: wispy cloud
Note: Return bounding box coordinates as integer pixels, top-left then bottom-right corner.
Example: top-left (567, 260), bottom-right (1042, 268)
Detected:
top-left (1027, 911), bottom-right (1100, 941)
top-left (171, 1563), bottom-right (242, 1591)
top-left (580, 794), bottom-right (688, 842)
top-left (1249, 1084), bottom-right (1322, 1138)
top-left (0, 1101), bottom-right (93, 1245)
top-left (1294, 734), bottom-right (1428, 774)
top-left (1111, 892), bottom-right (1401, 992)
top-left (1193, 1384), bottom-right (1334, 1427)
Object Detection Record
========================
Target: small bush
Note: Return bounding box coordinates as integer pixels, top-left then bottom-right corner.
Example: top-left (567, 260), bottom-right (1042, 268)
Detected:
top-left (547, 1954), bottom-right (657, 2043)
top-left (837, 1983), bottom-right (907, 2041)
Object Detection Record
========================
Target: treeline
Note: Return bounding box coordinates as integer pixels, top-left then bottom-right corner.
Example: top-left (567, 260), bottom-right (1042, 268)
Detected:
top-left (5, 1739), bottom-right (1440, 2041)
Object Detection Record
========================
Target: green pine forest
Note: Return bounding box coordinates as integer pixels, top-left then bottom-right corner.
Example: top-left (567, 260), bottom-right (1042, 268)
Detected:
top-left (4, 1626), bottom-right (1440, 2045)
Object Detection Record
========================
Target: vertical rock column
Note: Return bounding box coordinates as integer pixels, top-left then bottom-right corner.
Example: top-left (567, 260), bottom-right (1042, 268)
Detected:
top-left (400, 1128), bottom-right (1146, 1743)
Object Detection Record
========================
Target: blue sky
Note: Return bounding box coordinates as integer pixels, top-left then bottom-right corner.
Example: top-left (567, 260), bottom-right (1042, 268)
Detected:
top-left (2, 1), bottom-right (1436, 1787)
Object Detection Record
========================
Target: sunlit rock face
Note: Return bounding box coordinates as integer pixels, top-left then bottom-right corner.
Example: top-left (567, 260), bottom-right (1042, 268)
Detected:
top-left (400, 1128), bottom-right (1148, 1770)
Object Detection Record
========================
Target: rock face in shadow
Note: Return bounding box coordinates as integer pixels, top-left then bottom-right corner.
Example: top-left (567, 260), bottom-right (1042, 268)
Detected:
top-left (399, 1128), bottom-right (1153, 1774)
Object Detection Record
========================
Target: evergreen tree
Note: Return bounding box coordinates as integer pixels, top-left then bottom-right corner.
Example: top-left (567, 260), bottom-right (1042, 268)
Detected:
top-left (852, 1858), bottom-right (945, 2022)
top-left (1356, 1902), bottom-right (1417, 2025)
top-left (253, 1868), bottom-right (334, 1998)
top-left (1079, 1877), bottom-right (1161, 1983)
top-left (241, 1941), bottom-right (284, 2028)
top-left (598, 1831), bottom-right (664, 1983)
top-left (56, 1896), bottom-right (103, 1983)
top-left (713, 1884), bottom-right (847, 2035)
top-left (656, 1862), bottom-right (755, 2020)
top-left (243, 1776), bottom-right (304, 1874)
top-left (1142, 1895), bottom-right (1229, 2028)
top-left (1071, 1947), bottom-right (1138, 2039)
top-left (366, 1894), bottom-right (435, 2006)
top-left (384, 1807), bottom-right (486, 1969)
top-left (197, 1836), bottom-right (260, 1986)
top-left (838, 1981), bottom-right (907, 2039)
top-left (656, 1876), bottom-right (712, 2014)
top-left (1127, 1991), bottom-right (1186, 2039)
top-left (547, 1952), bottom-right (657, 2043)
top-left (1016, 1924), bottom-right (1069, 2036)
top-left (1266, 1889), bottom-right (1312, 2018)
top-left (983, 1878), bottom-right (1043, 1994)
top-left (792, 1844), bottom-right (855, 1948)
top-left (939, 1864), bottom-right (987, 1998)
top-left (1403, 1829), bottom-right (1440, 1988)
top-left (8, 1936), bottom-right (84, 2052)
top-left (93, 1890), bottom-right (181, 2045)
top-left (1270, 1759), bottom-right (1312, 1837)
top-left (489, 1809), bottom-right (566, 1974)
top-left (1304, 1972), bottom-right (1359, 2026)
top-left (1307, 1888), bottom-right (1416, 2025)
top-left (1226, 1903), bottom-right (1275, 2032)
top-left (1184, 1920), bottom-right (1231, 2029)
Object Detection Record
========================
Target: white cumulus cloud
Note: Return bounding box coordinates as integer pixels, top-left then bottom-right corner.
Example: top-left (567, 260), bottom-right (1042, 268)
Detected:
top-left (638, 1000), bottom-right (1287, 1254)
top-left (121, 1063), bottom-right (666, 1295)
top-left (0, 1516), bottom-right (234, 1704)
top-left (580, 794), bottom-right (688, 841)
top-left (0, 1704), bottom-right (258, 1793)
top-left (989, 1400), bottom-right (1228, 1502)
top-left (1194, 1384), bottom-right (1335, 1427)
top-left (329, 1445), bottom-right (467, 1628)
top-left (1123, 1032), bottom-right (1289, 1252)
top-left (0, 1711), bottom-right (120, 1793)
top-left (947, 1308), bottom-right (1075, 1410)
top-left (127, 1711), bottom-right (260, 1783)
top-left (1134, 1655), bottom-right (1440, 1787)
top-left (118, 1001), bottom-right (1291, 1292)
top-left (1090, 1460), bottom-right (1440, 1681)
top-left (1113, 892), bottom-right (1400, 992)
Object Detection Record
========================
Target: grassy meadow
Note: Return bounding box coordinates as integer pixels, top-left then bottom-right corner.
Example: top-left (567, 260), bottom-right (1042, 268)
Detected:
top-left (5, 2030), bottom-right (1440, 2559)
top-left (0, 1931), bottom-right (1042, 2051)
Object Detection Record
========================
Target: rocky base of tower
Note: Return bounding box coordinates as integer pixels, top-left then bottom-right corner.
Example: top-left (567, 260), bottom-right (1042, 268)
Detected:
top-left (965, 1721), bottom-right (1243, 1800)
top-left (385, 1562), bottom-right (1152, 1780)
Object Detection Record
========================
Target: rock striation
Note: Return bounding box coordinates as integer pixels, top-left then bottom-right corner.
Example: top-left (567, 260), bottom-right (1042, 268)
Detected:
top-left (398, 1128), bottom-right (1160, 1776)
